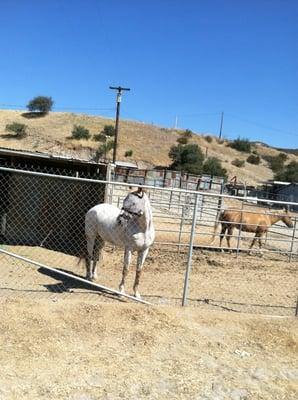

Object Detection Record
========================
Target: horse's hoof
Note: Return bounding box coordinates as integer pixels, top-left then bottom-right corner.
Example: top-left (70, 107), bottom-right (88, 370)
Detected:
top-left (119, 285), bottom-right (125, 295)
top-left (134, 292), bottom-right (142, 300)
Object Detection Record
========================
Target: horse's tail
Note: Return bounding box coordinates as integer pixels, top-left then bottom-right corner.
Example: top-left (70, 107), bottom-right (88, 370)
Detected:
top-left (209, 209), bottom-right (223, 244)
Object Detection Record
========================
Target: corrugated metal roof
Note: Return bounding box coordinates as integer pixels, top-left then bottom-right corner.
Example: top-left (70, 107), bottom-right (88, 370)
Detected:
top-left (0, 147), bottom-right (106, 166)
top-left (115, 161), bottom-right (138, 168)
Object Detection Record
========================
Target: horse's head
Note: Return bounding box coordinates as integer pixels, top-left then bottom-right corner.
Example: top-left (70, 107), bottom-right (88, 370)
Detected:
top-left (281, 209), bottom-right (294, 228)
top-left (117, 187), bottom-right (146, 225)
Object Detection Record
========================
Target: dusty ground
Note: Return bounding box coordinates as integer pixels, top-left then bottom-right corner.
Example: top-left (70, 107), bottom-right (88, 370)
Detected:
top-left (1, 246), bottom-right (297, 314)
top-left (0, 297), bottom-right (297, 400)
top-left (0, 246), bottom-right (297, 399)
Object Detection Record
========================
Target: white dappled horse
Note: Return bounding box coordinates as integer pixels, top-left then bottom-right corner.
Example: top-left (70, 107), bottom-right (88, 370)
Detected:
top-left (85, 187), bottom-right (155, 298)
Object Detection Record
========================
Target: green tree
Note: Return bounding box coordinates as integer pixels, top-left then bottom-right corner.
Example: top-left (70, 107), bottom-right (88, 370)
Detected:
top-left (202, 157), bottom-right (228, 179)
top-left (169, 144), bottom-right (205, 174)
top-left (27, 96), bottom-right (54, 113)
top-left (274, 161), bottom-right (298, 183)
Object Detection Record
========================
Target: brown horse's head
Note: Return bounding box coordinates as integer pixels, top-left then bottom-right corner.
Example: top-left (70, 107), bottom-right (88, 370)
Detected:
top-left (281, 210), bottom-right (294, 228)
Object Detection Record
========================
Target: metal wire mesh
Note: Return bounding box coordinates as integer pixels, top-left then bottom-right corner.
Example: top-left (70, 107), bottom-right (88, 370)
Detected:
top-left (0, 166), bottom-right (297, 315)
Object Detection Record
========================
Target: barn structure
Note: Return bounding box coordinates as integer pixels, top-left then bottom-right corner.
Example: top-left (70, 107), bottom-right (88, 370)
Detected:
top-left (257, 180), bottom-right (298, 210)
top-left (276, 182), bottom-right (298, 211)
top-left (113, 162), bottom-right (224, 193)
top-left (0, 148), bottom-right (107, 256)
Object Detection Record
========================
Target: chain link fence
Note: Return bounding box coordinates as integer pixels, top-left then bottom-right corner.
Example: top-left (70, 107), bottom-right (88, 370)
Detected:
top-left (0, 166), bottom-right (297, 315)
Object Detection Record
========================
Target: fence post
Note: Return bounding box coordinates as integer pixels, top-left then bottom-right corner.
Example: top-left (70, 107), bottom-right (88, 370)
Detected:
top-left (236, 201), bottom-right (244, 256)
top-left (178, 207), bottom-right (185, 253)
top-left (289, 217), bottom-right (297, 263)
top-left (104, 163), bottom-right (114, 204)
top-left (182, 193), bottom-right (199, 306)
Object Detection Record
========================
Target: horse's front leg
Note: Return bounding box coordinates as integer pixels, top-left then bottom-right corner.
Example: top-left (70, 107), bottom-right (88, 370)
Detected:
top-left (133, 248), bottom-right (149, 299)
top-left (119, 248), bottom-right (132, 295)
top-left (250, 230), bottom-right (262, 250)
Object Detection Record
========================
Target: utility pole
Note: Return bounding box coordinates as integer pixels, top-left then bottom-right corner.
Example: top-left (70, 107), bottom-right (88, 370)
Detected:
top-left (219, 111), bottom-right (224, 140)
top-left (175, 116), bottom-right (178, 129)
top-left (109, 86), bottom-right (130, 164)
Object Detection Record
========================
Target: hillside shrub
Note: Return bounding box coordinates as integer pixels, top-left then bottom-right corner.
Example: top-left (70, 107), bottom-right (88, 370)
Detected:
top-left (247, 154), bottom-right (260, 165)
top-left (274, 161), bottom-right (298, 183)
top-left (125, 149), bottom-right (133, 157)
top-left (177, 136), bottom-right (188, 145)
top-left (93, 133), bottom-right (106, 142)
top-left (228, 137), bottom-right (252, 153)
top-left (95, 140), bottom-right (114, 161)
top-left (204, 135), bottom-right (213, 143)
top-left (262, 153), bottom-right (286, 172)
top-left (71, 125), bottom-right (91, 140)
top-left (232, 158), bottom-right (245, 168)
top-left (102, 125), bottom-right (115, 137)
top-left (277, 152), bottom-right (288, 162)
top-left (183, 129), bottom-right (193, 138)
top-left (5, 122), bottom-right (27, 138)
top-left (27, 96), bottom-right (53, 113)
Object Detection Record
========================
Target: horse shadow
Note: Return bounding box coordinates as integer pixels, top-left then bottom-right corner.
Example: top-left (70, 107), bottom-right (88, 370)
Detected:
top-left (37, 267), bottom-right (125, 302)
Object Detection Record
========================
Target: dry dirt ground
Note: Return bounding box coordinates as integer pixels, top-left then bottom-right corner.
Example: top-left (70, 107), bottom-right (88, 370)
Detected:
top-left (0, 246), bottom-right (297, 399)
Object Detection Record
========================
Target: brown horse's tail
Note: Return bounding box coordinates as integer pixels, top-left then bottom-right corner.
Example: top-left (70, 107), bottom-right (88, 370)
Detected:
top-left (209, 209), bottom-right (223, 244)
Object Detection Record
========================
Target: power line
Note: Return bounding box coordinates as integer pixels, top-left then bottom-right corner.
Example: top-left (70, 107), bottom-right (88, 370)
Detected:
top-left (228, 113), bottom-right (298, 138)
top-left (0, 103), bottom-right (115, 112)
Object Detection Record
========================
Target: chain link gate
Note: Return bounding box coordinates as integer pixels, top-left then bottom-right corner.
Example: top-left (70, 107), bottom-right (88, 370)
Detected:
top-left (0, 166), bottom-right (297, 315)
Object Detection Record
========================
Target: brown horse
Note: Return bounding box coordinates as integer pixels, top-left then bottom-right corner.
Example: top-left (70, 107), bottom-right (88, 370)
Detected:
top-left (210, 209), bottom-right (293, 251)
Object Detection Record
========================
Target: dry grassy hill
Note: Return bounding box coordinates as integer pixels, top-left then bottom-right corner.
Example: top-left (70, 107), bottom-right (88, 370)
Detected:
top-left (0, 110), bottom-right (296, 185)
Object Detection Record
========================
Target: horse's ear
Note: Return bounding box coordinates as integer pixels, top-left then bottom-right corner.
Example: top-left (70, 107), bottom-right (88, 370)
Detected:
top-left (136, 186), bottom-right (145, 197)
top-left (283, 206), bottom-right (289, 214)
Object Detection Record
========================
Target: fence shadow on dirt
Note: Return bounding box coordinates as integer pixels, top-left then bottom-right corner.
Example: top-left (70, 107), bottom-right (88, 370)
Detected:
top-left (37, 267), bottom-right (126, 302)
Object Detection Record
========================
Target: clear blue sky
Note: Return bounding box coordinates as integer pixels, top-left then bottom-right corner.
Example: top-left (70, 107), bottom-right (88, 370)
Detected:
top-left (0, 0), bottom-right (297, 148)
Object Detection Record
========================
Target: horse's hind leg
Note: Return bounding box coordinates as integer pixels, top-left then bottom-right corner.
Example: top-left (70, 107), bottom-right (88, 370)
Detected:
top-left (92, 236), bottom-right (104, 280)
top-left (249, 231), bottom-right (260, 251)
top-left (219, 224), bottom-right (227, 250)
top-left (119, 248), bottom-right (132, 295)
top-left (85, 233), bottom-right (95, 280)
top-left (133, 248), bottom-right (149, 299)
top-left (226, 226), bottom-right (233, 250)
